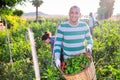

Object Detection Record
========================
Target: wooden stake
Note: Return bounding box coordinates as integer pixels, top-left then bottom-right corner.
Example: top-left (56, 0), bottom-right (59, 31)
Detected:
top-left (28, 28), bottom-right (40, 80)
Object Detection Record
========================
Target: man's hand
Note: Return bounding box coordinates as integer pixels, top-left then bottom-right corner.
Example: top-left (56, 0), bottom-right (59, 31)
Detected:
top-left (55, 59), bottom-right (61, 68)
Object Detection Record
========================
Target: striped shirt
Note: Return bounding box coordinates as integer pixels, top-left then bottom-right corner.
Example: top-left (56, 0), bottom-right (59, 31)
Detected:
top-left (54, 21), bottom-right (93, 59)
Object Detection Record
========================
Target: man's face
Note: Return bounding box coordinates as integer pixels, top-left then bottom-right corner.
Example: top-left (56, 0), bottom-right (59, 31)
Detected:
top-left (69, 7), bottom-right (81, 23)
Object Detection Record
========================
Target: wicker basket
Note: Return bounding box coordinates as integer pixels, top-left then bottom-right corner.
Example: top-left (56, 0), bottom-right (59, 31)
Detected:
top-left (58, 54), bottom-right (96, 80)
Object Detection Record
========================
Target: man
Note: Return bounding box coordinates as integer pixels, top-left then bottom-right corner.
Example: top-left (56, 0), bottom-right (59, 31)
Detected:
top-left (54, 5), bottom-right (93, 68)
top-left (89, 12), bottom-right (95, 36)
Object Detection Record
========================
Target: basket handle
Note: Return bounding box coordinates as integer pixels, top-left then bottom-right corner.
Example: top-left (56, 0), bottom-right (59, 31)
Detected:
top-left (57, 66), bottom-right (65, 75)
top-left (85, 52), bottom-right (91, 58)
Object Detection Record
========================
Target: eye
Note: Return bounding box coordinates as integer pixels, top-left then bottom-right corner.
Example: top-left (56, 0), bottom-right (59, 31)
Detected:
top-left (70, 11), bottom-right (74, 14)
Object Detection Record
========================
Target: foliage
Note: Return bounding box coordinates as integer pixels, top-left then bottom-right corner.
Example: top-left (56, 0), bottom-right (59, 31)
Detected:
top-left (0, 0), bottom-right (26, 8)
top-left (31, 0), bottom-right (43, 22)
top-left (97, 0), bottom-right (115, 20)
top-left (93, 20), bottom-right (120, 79)
top-left (62, 54), bottom-right (90, 74)
top-left (31, 0), bottom-right (43, 7)
top-left (0, 8), bottom-right (13, 16)
top-left (0, 16), bottom-right (66, 80)
top-left (0, 0), bottom-right (26, 15)
top-left (13, 9), bottom-right (24, 17)
top-left (0, 15), bottom-right (34, 79)
top-left (0, 15), bottom-right (120, 80)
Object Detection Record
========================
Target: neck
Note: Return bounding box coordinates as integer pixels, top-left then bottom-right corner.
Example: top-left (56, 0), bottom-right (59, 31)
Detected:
top-left (69, 20), bottom-right (78, 26)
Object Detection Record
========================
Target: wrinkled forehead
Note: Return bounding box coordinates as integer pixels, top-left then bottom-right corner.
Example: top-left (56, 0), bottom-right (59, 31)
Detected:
top-left (69, 6), bottom-right (80, 13)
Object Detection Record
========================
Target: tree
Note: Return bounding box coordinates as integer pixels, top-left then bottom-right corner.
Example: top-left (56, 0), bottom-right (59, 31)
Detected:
top-left (31, 0), bottom-right (43, 22)
top-left (0, 0), bottom-right (26, 15)
top-left (97, 0), bottom-right (115, 20)
top-left (13, 9), bottom-right (24, 17)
